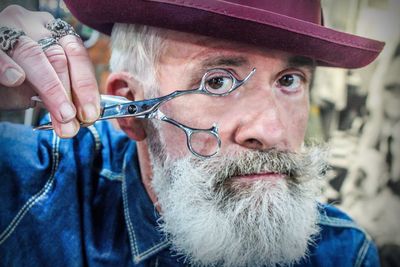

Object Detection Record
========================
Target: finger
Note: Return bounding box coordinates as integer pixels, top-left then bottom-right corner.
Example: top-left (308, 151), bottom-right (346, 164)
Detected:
top-left (44, 44), bottom-right (80, 137)
top-left (59, 35), bottom-right (100, 124)
top-left (43, 44), bottom-right (71, 96)
top-left (50, 113), bottom-right (80, 138)
top-left (0, 49), bottom-right (25, 87)
top-left (11, 36), bottom-right (78, 137)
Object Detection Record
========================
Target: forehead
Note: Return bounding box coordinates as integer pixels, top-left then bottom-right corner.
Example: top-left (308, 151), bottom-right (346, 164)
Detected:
top-left (160, 30), bottom-right (311, 69)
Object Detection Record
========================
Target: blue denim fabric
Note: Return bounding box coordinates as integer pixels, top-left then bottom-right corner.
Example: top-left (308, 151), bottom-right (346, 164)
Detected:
top-left (0, 121), bottom-right (380, 267)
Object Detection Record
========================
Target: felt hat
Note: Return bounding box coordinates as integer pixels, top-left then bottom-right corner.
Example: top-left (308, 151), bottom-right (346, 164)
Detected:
top-left (64, 0), bottom-right (385, 68)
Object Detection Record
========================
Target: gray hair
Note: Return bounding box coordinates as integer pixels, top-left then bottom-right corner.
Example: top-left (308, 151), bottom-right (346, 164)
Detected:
top-left (109, 23), bottom-right (167, 97)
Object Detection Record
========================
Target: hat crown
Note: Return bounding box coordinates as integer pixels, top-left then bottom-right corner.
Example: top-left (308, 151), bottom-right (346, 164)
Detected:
top-left (225, 0), bottom-right (322, 24)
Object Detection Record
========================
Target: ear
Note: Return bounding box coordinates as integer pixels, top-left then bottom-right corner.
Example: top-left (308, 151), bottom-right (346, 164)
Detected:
top-left (106, 72), bottom-right (147, 141)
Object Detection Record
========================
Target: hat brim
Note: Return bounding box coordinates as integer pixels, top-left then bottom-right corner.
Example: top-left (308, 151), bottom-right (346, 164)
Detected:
top-left (64, 0), bottom-right (385, 69)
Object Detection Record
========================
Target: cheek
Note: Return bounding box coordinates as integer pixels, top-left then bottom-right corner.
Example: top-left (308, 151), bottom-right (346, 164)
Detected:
top-left (158, 99), bottom-right (223, 158)
top-left (158, 122), bottom-right (188, 157)
top-left (279, 96), bottom-right (309, 148)
top-left (162, 94), bottom-right (222, 128)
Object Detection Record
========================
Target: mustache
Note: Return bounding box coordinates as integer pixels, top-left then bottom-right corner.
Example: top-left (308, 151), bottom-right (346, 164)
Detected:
top-left (192, 147), bottom-right (328, 184)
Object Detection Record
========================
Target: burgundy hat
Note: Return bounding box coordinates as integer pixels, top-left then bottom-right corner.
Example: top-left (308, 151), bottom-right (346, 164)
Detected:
top-left (64, 0), bottom-right (384, 68)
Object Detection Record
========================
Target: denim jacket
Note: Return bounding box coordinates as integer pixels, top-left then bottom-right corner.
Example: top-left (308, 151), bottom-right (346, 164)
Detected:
top-left (0, 121), bottom-right (380, 267)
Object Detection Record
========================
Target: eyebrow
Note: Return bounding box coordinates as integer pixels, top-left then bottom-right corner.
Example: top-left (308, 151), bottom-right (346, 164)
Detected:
top-left (286, 55), bottom-right (316, 72)
top-left (200, 56), bottom-right (250, 69)
top-left (186, 55), bottom-right (250, 87)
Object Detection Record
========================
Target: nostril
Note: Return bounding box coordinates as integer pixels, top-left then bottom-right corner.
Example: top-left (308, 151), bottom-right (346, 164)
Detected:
top-left (245, 138), bottom-right (263, 149)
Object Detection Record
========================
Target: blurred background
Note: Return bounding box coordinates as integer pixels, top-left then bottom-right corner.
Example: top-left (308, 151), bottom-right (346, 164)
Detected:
top-left (1, 0), bottom-right (399, 265)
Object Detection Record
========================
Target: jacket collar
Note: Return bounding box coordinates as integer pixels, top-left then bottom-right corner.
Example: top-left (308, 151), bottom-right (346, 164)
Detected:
top-left (122, 141), bottom-right (170, 264)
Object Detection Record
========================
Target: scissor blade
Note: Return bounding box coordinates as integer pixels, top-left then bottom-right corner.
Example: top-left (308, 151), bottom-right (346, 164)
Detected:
top-left (97, 95), bottom-right (133, 120)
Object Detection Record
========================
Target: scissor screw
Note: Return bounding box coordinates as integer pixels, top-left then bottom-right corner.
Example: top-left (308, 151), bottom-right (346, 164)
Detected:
top-left (128, 104), bottom-right (137, 114)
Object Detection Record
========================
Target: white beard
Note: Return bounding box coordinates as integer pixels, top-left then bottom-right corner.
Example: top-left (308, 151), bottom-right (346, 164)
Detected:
top-left (149, 145), bottom-right (326, 267)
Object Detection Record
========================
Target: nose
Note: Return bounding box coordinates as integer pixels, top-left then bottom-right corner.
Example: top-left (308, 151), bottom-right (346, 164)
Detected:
top-left (233, 97), bottom-right (286, 151)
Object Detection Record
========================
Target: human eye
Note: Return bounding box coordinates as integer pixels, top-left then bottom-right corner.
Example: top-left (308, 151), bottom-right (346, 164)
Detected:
top-left (203, 69), bottom-right (234, 95)
top-left (275, 73), bottom-right (305, 94)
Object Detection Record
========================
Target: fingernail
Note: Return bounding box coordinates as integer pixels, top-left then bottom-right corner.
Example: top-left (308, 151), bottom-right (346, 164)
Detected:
top-left (60, 120), bottom-right (78, 138)
top-left (59, 102), bottom-right (76, 122)
top-left (82, 103), bottom-right (99, 122)
top-left (4, 68), bottom-right (23, 85)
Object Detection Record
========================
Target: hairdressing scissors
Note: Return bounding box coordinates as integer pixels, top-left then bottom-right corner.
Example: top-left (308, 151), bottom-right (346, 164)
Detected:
top-left (33, 68), bottom-right (256, 158)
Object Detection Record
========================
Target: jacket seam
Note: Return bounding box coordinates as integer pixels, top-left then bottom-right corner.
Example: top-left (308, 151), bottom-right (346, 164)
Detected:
top-left (355, 236), bottom-right (371, 267)
top-left (0, 133), bottom-right (60, 245)
top-left (87, 125), bottom-right (101, 154)
top-left (121, 158), bottom-right (140, 262)
top-left (134, 240), bottom-right (170, 263)
top-left (318, 215), bottom-right (365, 232)
top-left (121, 151), bottom-right (169, 264)
top-left (319, 213), bottom-right (373, 267)
top-left (87, 124), bottom-right (123, 182)
top-left (100, 169), bottom-right (124, 181)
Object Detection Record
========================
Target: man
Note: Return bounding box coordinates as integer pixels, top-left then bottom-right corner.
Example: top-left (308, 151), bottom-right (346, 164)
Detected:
top-left (0, 1), bottom-right (384, 266)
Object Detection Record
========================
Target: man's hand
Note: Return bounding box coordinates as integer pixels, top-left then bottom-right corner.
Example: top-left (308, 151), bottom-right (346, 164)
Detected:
top-left (0, 5), bottom-right (100, 137)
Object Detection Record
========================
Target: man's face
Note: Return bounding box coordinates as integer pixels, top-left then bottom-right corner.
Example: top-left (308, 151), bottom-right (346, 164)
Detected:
top-left (153, 31), bottom-right (313, 158)
top-left (140, 31), bottom-right (324, 267)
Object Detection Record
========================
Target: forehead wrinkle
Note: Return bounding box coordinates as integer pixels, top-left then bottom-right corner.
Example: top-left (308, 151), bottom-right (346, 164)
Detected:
top-left (200, 55), bottom-right (249, 69)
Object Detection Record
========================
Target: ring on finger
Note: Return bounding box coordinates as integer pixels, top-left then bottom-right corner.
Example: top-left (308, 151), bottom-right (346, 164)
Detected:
top-left (45, 18), bottom-right (80, 41)
top-left (0, 26), bottom-right (26, 54)
top-left (38, 37), bottom-right (59, 51)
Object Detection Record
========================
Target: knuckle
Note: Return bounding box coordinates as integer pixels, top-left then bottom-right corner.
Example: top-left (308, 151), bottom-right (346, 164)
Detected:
top-left (46, 47), bottom-right (68, 72)
top-left (63, 40), bottom-right (87, 57)
top-left (41, 79), bottom-right (63, 99)
top-left (75, 77), bottom-right (96, 91)
top-left (14, 40), bottom-right (42, 60)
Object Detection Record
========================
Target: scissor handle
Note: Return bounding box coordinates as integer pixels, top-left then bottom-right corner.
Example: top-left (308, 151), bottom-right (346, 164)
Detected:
top-left (160, 115), bottom-right (221, 158)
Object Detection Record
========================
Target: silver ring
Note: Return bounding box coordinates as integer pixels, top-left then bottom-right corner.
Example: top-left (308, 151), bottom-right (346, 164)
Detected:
top-left (45, 18), bottom-right (80, 41)
top-left (38, 37), bottom-right (58, 51)
top-left (0, 27), bottom-right (25, 54)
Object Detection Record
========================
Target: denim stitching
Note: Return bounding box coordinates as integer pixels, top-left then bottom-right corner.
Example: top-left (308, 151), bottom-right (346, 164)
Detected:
top-left (88, 124), bottom-right (123, 182)
top-left (0, 133), bottom-right (60, 245)
top-left (355, 237), bottom-right (370, 267)
top-left (319, 214), bottom-right (372, 267)
top-left (119, 143), bottom-right (168, 264)
top-left (121, 159), bottom-right (140, 261)
top-left (100, 169), bottom-right (123, 181)
top-left (318, 215), bottom-right (365, 232)
top-left (122, 174), bottom-right (139, 258)
top-left (87, 125), bottom-right (101, 154)
top-left (135, 240), bottom-right (170, 263)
